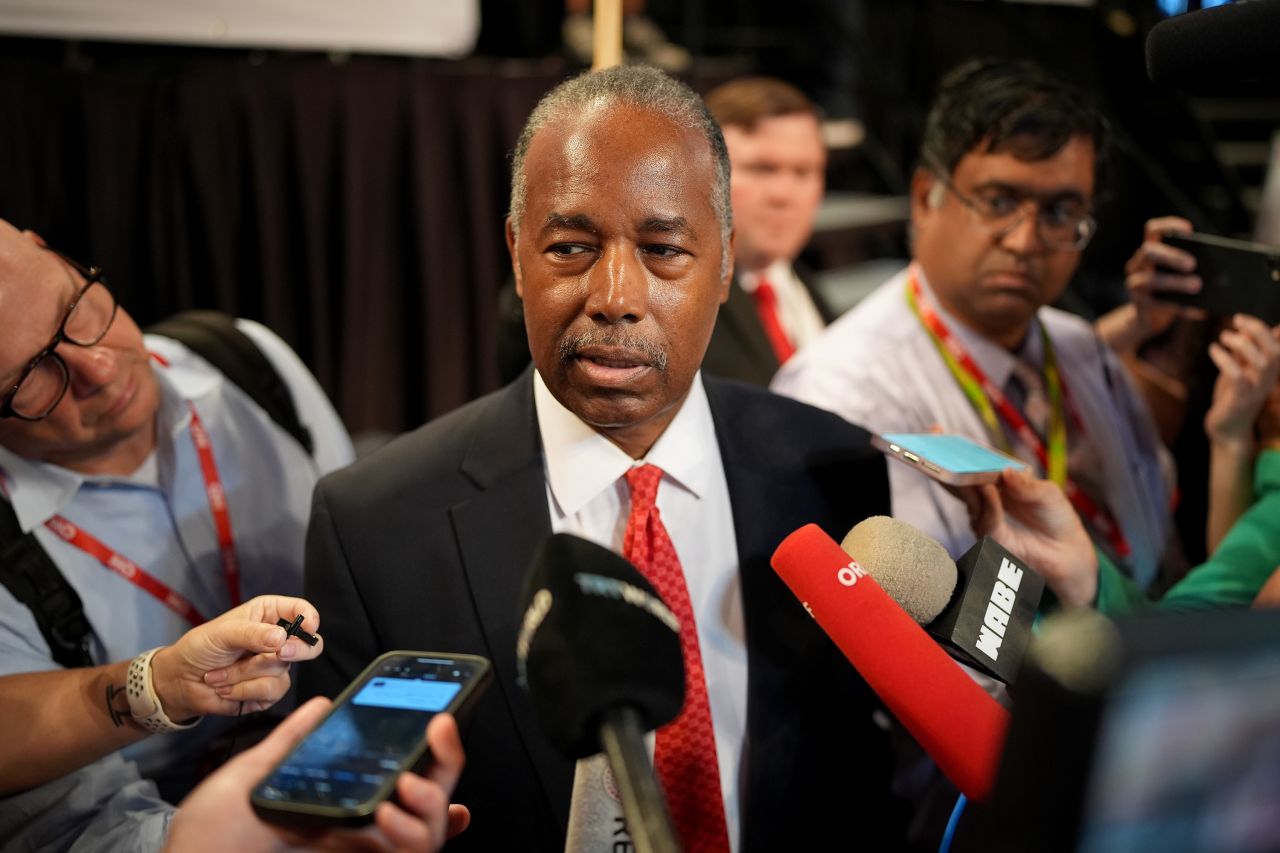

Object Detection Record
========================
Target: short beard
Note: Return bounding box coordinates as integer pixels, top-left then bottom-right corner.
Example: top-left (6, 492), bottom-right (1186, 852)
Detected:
top-left (557, 328), bottom-right (669, 371)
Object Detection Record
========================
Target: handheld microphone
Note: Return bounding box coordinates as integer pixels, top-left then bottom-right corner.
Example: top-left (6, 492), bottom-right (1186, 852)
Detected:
top-left (517, 533), bottom-right (683, 853)
top-left (843, 516), bottom-right (1044, 684)
top-left (772, 523), bottom-right (1009, 801)
top-left (1146, 2), bottom-right (1280, 88)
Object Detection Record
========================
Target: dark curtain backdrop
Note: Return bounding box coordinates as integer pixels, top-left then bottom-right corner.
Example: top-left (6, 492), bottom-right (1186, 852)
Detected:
top-left (1, 39), bottom-right (566, 434)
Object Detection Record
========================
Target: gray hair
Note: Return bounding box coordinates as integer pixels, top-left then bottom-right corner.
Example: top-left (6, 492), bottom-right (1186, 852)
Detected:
top-left (508, 65), bottom-right (733, 271)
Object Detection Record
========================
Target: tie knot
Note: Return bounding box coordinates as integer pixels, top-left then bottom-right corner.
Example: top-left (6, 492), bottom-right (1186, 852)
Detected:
top-left (1009, 358), bottom-right (1044, 394)
top-left (625, 463), bottom-right (663, 512)
top-left (751, 277), bottom-right (777, 308)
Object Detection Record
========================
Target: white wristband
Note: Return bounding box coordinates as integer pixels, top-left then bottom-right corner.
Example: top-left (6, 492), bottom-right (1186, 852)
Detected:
top-left (126, 647), bottom-right (202, 734)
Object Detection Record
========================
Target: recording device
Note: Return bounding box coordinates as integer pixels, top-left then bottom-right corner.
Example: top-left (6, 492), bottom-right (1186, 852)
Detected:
top-left (277, 615), bottom-right (319, 647)
top-left (1159, 231), bottom-right (1280, 324)
top-left (872, 433), bottom-right (1027, 486)
top-left (249, 650), bottom-right (492, 827)
top-left (975, 607), bottom-right (1280, 852)
top-left (771, 523), bottom-right (1009, 801)
top-left (843, 516), bottom-right (1044, 685)
top-left (1147, 1), bottom-right (1280, 89)
top-left (517, 532), bottom-right (683, 853)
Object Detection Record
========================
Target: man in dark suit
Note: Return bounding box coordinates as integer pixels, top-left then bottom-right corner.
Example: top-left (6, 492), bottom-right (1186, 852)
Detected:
top-left (303, 65), bottom-right (910, 851)
top-left (701, 77), bottom-right (835, 386)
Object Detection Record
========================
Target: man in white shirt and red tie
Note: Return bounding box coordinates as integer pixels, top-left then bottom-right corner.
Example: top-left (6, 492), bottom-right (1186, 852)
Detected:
top-left (302, 65), bottom-right (913, 851)
top-left (699, 77), bottom-right (833, 386)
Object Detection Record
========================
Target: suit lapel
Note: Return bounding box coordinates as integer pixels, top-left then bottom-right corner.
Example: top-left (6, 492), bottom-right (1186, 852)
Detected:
top-left (449, 372), bottom-right (575, 831)
top-left (704, 379), bottom-right (831, 845)
top-left (719, 278), bottom-right (782, 378)
top-left (795, 261), bottom-right (837, 324)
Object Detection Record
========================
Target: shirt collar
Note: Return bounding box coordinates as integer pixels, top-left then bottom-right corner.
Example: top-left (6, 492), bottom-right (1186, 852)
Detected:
top-left (0, 350), bottom-right (211, 533)
top-left (533, 369), bottom-right (715, 517)
top-left (739, 259), bottom-right (796, 295)
top-left (914, 266), bottom-right (1045, 391)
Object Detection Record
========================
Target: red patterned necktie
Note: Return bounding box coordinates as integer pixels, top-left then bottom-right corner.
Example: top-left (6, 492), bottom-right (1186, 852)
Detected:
top-left (750, 278), bottom-right (796, 364)
top-left (623, 464), bottom-right (731, 853)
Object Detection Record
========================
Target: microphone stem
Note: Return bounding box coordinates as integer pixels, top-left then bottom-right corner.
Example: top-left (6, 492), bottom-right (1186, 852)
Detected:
top-left (599, 706), bottom-right (682, 853)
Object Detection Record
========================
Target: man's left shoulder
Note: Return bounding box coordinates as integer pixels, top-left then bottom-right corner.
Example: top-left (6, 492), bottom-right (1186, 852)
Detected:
top-left (705, 377), bottom-right (877, 455)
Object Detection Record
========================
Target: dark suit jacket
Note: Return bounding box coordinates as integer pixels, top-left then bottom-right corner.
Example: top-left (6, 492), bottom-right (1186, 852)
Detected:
top-left (701, 265), bottom-right (835, 388)
top-left (301, 371), bottom-right (911, 851)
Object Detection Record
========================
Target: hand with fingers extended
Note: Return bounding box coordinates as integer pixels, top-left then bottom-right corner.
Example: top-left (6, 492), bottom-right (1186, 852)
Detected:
top-left (948, 468), bottom-right (1098, 607)
top-left (1204, 314), bottom-right (1280, 451)
top-left (151, 596), bottom-right (324, 723)
top-left (165, 698), bottom-right (470, 853)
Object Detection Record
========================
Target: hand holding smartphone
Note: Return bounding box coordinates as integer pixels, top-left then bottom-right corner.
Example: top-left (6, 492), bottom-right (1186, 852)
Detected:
top-left (872, 433), bottom-right (1028, 486)
top-left (250, 651), bottom-right (492, 828)
top-left (1159, 231), bottom-right (1280, 324)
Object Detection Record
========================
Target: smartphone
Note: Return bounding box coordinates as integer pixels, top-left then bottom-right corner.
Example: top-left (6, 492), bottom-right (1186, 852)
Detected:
top-left (872, 433), bottom-right (1028, 486)
top-left (250, 651), bottom-right (492, 828)
top-left (1160, 231), bottom-right (1280, 323)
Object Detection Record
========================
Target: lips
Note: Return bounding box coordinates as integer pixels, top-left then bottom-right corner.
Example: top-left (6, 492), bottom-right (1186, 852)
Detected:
top-left (571, 345), bottom-right (656, 386)
top-left (982, 270), bottom-right (1039, 292)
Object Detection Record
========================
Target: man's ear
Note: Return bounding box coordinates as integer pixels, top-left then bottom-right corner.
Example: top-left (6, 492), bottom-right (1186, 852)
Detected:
top-left (910, 167), bottom-right (945, 233)
top-left (505, 218), bottom-right (522, 298)
top-left (20, 230), bottom-right (48, 249)
top-left (719, 229), bottom-right (735, 305)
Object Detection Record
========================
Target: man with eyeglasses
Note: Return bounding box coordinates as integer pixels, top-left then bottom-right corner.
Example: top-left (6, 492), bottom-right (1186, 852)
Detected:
top-left (774, 58), bottom-right (1279, 594)
top-left (0, 220), bottom-right (353, 848)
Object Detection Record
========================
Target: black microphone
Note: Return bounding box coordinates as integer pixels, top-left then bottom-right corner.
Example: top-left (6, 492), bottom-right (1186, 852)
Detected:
top-left (1147, 1), bottom-right (1280, 89)
top-left (842, 516), bottom-right (1044, 684)
top-left (517, 532), bottom-right (683, 853)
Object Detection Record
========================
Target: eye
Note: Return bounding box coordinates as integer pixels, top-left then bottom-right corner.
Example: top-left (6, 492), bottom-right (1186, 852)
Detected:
top-left (642, 244), bottom-right (686, 259)
top-left (979, 192), bottom-right (1021, 218)
top-left (1041, 202), bottom-right (1085, 228)
top-left (548, 243), bottom-right (591, 257)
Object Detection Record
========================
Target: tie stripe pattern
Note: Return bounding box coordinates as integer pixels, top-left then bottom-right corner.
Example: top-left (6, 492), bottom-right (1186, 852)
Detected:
top-left (623, 464), bottom-right (731, 853)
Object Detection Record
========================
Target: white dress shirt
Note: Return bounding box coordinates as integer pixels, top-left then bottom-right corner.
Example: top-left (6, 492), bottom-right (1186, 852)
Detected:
top-left (533, 370), bottom-right (746, 852)
top-left (739, 259), bottom-right (827, 352)
top-left (773, 266), bottom-right (1173, 589)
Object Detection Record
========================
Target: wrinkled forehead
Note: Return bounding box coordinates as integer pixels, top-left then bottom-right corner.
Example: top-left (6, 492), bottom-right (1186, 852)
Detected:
top-left (522, 105), bottom-right (718, 223)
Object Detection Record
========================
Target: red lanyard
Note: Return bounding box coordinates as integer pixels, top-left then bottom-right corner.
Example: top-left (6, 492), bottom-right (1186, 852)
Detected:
top-left (43, 403), bottom-right (242, 627)
top-left (907, 270), bottom-right (1132, 559)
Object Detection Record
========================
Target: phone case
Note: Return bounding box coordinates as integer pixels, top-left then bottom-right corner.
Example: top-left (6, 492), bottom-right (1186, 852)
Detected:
top-left (1160, 232), bottom-right (1280, 324)
top-left (249, 650), bottom-right (492, 828)
top-left (872, 433), bottom-right (1028, 486)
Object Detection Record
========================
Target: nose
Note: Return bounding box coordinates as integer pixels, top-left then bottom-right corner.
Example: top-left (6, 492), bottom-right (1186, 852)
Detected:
top-left (60, 342), bottom-right (120, 397)
top-left (998, 203), bottom-right (1047, 256)
top-left (583, 242), bottom-right (648, 324)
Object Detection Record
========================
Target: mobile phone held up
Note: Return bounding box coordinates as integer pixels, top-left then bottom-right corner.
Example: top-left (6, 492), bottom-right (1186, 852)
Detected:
top-left (872, 433), bottom-right (1028, 486)
top-left (250, 651), bottom-right (492, 828)
top-left (1159, 231), bottom-right (1280, 324)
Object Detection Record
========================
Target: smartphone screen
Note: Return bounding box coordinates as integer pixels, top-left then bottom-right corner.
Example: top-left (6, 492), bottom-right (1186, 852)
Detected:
top-left (252, 653), bottom-right (489, 820)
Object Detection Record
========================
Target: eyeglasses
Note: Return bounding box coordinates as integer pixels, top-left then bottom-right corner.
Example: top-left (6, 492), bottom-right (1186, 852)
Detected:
top-left (0, 255), bottom-right (119, 422)
top-left (928, 164), bottom-right (1097, 252)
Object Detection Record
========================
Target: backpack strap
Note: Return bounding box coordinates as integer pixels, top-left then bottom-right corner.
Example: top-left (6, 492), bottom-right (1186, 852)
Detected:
top-left (0, 499), bottom-right (95, 668)
top-left (145, 311), bottom-right (314, 456)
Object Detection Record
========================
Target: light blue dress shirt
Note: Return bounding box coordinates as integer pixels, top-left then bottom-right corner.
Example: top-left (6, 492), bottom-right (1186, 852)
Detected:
top-left (0, 320), bottom-right (353, 851)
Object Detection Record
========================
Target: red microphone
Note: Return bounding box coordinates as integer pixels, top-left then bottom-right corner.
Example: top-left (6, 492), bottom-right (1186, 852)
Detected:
top-left (771, 523), bottom-right (1009, 801)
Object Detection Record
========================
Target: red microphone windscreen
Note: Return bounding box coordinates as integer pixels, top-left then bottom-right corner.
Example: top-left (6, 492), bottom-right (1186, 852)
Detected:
top-left (771, 524), bottom-right (1009, 801)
